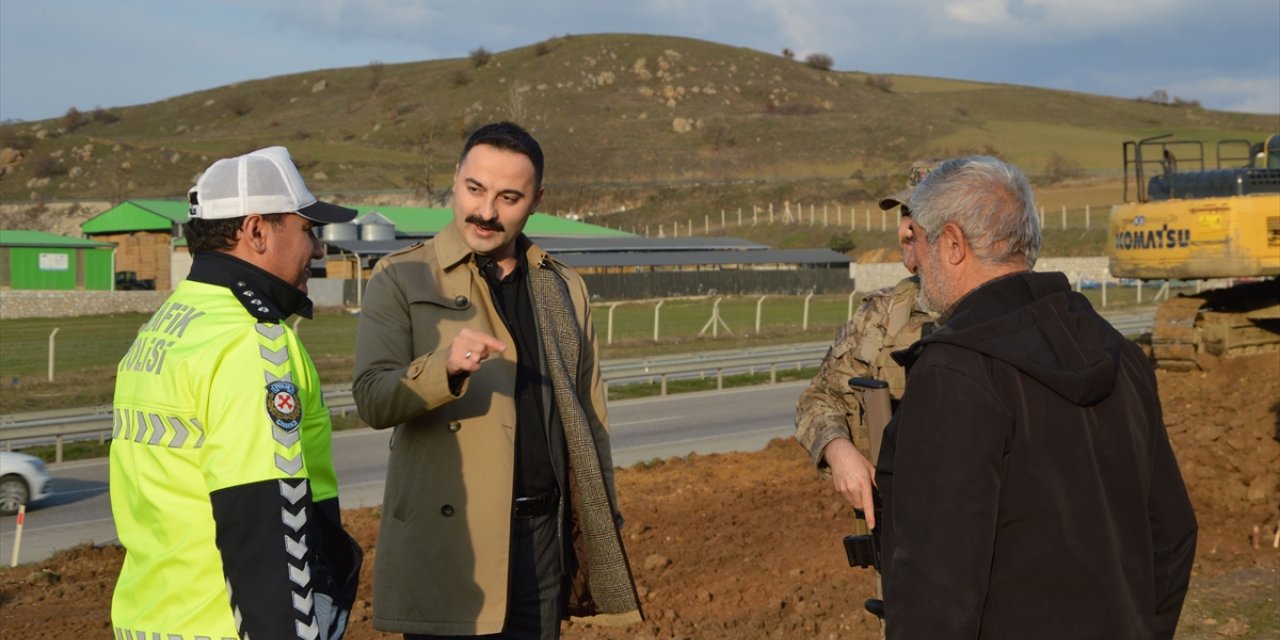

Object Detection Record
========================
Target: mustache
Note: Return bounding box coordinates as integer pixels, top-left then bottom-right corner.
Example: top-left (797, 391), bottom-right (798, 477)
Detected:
top-left (465, 214), bottom-right (505, 232)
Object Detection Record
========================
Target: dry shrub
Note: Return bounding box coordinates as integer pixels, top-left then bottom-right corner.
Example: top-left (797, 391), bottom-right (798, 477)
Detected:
top-left (32, 156), bottom-right (67, 178)
top-left (469, 47), bottom-right (492, 68)
top-left (61, 107), bottom-right (85, 132)
top-left (804, 53), bottom-right (833, 71)
top-left (865, 74), bottom-right (894, 93)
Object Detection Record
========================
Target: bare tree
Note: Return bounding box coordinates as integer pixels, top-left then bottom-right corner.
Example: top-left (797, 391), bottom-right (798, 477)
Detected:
top-left (367, 60), bottom-right (385, 94)
top-left (804, 53), bottom-right (834, 71)
top-left (506, 82), bottom-right (530, 123)
top-left (405, 121), bottom-right (446, 200)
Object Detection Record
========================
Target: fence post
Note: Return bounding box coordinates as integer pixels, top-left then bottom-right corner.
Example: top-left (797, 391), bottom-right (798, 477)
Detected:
top-left (292, 317), bottom-right (302, 335)
top-left (865, 208), bottom-right (870, 231)
top-left (607, 303), bottom-right (619, 344)
top-left (1102, 278), bottom-right (1108, 307)
top-left (848, 290), bottom-right (859, 322)
top-left (1085, 204), bottom-right (1091, 230)
top-left (1061, 205), bottom-right (1067, 230)
top-left (1137, 280), bottom-right (1144, 304)
top-left (881, 209), bottom-right (887, 232)
top-left (802, 292), bottom-right (815, 330)
top-left (755, 295), bottom-right (768, 334)
top-left (652, 300), bottom-right (665, 341)
top-left (48, 328), bottom-right (60, 383)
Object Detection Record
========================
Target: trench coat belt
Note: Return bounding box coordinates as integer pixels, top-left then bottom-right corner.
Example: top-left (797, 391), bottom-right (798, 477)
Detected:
top-left (513, 487), bottom-right (560, 519)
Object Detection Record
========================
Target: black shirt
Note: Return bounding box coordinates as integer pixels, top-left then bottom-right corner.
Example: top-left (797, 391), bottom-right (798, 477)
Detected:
top-left (477, 253), bottom-right (558, 499)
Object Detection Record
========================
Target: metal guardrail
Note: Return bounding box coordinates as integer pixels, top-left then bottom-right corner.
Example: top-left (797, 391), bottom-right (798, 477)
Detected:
top-left (0, 310), bottom-right (1155, 460)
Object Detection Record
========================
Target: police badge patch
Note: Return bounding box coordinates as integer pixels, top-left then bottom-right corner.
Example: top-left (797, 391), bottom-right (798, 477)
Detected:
top-left (266, 380), bottom-right (302, 430)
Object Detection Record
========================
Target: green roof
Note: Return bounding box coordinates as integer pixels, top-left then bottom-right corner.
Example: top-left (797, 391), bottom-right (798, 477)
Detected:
top-left (0, 230), bottom-right (115, 248)
top-left (78, 200), bottom-right (631, 238)
top-left (354, 206), bottom-right (633, 237)
top-left (82, 199), bottom-right (188, 235)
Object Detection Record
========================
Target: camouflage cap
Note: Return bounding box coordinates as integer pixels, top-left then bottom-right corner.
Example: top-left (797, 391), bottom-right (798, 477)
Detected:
top-left (878, 160), bottom-right (940, 211)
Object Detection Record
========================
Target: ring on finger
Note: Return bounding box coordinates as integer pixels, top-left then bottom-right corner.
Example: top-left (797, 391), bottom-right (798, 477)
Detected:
top-left (464, 351), bottom-right (473, 360)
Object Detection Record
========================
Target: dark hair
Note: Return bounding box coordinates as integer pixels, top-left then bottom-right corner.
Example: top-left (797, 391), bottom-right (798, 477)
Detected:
top-left (459, 121), bottom-right (544, 188)
top-left (184, 213), bottom-right (287, 255)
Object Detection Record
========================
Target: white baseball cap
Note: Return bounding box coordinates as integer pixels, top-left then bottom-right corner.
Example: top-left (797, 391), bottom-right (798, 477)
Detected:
top-left (188, 146), bottom-right (356, 223)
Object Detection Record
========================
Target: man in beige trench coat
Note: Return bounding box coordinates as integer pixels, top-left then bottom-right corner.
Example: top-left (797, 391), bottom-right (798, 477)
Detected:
top-left (354, 122), bottom-right (642, 639)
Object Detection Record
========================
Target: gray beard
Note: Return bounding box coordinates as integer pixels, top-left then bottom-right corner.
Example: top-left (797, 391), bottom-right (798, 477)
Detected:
top-left (917, 249), bottom-right (952, 314)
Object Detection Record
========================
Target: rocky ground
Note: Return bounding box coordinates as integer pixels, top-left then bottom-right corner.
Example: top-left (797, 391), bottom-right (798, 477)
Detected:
top-left (2, 353), bottom-right (1277, 639)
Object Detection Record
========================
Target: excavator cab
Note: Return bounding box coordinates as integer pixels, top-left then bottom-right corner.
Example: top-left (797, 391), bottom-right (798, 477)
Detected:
top-left (1110, 133), bottom-right (1280, 369)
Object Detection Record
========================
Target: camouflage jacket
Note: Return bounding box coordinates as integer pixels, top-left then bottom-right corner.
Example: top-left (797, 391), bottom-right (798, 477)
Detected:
top-left (794, 277), bottom-right (935, 473)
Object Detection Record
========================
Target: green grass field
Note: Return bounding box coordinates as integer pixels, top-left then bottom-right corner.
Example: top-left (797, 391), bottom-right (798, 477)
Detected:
top-left (0, 286), bottom-right (1173, 415)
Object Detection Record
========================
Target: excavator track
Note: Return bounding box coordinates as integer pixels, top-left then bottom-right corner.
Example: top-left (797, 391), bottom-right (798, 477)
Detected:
top-left (1149, 280), bottom-right (1280, 370)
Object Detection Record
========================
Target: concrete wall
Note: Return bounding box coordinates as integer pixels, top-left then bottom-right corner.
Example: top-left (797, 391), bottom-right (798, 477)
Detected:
top-left (0, 290), bottom-right (170, 319)
top-left (0, 278), bottom-right (350, 319)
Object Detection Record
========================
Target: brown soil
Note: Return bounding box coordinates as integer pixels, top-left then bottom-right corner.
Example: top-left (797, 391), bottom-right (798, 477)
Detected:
top-left (2, 354), bottom-right (1277, 639)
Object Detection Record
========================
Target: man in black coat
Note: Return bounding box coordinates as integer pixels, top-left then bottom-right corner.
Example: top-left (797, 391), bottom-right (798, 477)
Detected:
top-left (876, 156), bottom-right (1197, 639)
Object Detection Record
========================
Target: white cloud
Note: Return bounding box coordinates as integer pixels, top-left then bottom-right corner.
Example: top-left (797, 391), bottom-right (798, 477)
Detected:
top-left (1020, 0), bottom-right (1192, 28)
top-left (749, 0), bottom-right (856, 59)
top-left (1172, 75), bottom-right (1280, 115)
top-left (943, 0), bottom-right (1014, 26)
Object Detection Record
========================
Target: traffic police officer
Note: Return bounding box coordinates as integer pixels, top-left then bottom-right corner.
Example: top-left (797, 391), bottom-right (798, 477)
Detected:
top-left (110, 147), bottom-right (362, 640)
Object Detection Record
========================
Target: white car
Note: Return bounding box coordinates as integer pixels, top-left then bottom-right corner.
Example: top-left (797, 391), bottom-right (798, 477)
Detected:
top-left (0, 451), bottom-right (52, 515)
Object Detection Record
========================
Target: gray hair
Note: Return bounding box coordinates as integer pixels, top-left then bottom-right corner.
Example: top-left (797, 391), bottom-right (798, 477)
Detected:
top-left (907, 156), bottom-right (1041, 269)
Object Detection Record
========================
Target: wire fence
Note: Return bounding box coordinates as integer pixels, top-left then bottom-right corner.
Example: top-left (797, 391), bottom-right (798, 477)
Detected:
top-left (604, 201), bottom-right (1116, 237)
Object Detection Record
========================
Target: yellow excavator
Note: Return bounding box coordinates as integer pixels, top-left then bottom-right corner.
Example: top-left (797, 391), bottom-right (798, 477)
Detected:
top-left (1109, 132), bottom-right (1280, 370)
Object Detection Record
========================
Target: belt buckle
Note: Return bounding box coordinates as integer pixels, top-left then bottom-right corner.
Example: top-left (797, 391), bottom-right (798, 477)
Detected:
top-left (513, 489), bottom-right (557, 519)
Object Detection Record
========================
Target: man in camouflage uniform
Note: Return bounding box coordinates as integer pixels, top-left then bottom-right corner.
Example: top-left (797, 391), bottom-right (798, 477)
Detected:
top-left (794, 161), bottom-right (937, 529)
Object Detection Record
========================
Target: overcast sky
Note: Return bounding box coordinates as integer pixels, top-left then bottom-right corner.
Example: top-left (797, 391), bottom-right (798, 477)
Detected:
top-left (2, 0), bottom-right (1277, 122)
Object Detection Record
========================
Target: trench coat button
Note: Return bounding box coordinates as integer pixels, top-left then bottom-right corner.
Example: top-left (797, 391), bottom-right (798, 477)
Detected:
top-left (448, 421), bottom-right (462, 432)
top-left (441, 504), bottom-right (455, 517)
top-left (454, 295), bottom-right (468, 308)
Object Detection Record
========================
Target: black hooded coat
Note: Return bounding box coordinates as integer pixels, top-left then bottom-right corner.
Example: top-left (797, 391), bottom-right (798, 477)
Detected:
top-left (876, 271), bottom-right (1197, 640)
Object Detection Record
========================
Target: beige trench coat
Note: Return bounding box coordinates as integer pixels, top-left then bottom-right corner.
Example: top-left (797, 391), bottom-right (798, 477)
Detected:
top-left (353, 223), bottom-right (636, 635)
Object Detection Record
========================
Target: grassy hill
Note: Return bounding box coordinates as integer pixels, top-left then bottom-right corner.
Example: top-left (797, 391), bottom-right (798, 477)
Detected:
top-left (1, 33), bottom-right (1275, 254)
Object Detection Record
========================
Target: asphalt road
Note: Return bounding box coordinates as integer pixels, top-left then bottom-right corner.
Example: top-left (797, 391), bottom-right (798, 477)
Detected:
top-left (0, 382), bottom-right (807, 566)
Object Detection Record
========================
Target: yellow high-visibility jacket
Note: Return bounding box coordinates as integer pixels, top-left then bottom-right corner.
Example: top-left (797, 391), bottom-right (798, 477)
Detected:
top-left (110, 253), bottom-right (359, 640)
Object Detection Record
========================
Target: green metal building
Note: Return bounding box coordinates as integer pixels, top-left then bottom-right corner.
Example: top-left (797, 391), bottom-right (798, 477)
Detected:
top-left (80, 199), bottom-right (189, 234)
top-left (81, 199), bottom-right (189, 289)
top-left (0, 230), bottom-right (115, 290)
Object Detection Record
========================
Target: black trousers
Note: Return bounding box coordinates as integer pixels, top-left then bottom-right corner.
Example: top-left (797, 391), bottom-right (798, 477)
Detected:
top-left (406, 511), bottom-right (564, 640)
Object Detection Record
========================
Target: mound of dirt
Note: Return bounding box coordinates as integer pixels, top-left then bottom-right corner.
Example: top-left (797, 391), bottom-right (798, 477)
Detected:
top-left (2, 354), bottom-right (1276, 639)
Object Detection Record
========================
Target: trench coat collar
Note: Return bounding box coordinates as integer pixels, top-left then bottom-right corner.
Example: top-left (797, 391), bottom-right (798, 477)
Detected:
top-left (433, 218), bottom-right (553, 274)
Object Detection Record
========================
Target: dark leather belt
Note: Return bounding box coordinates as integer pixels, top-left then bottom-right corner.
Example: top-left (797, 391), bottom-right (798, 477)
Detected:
top-left (513, 487), bottom-right (559, 519)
